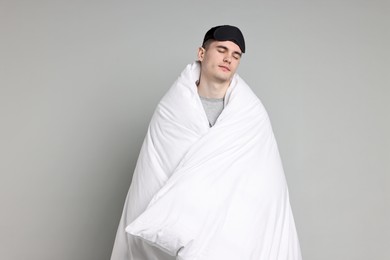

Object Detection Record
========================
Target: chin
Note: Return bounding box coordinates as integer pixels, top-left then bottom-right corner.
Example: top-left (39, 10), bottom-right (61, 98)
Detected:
top-left (216, 78), bottom-right (231, 85)
top-left (218, 75), bottom-right (232, 83)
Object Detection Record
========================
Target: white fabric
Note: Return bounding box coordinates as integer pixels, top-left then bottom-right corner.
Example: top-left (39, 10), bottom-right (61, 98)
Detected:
top-left (111, 62), bottom-right (302, 260)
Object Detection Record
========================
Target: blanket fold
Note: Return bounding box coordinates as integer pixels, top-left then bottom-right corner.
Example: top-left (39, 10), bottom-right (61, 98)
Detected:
top-left (111, 62), bottom-right (302, 260)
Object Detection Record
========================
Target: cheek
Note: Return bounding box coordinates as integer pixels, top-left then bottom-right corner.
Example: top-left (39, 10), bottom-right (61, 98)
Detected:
top-left (231, 61), bottom-right (240, 70)
top-left (209, 52), bottom-right (222, 61)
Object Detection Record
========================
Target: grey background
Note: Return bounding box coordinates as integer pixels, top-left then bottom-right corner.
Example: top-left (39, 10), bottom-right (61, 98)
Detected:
top-left (1, 0), bottom-right (389, 259)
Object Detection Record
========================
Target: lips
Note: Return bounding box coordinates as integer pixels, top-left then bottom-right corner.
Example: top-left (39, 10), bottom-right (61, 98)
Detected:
top-left (218, 65), bottom-right (231, 71)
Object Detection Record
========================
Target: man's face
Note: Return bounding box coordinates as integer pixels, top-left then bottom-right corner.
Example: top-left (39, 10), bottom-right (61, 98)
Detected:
top-left (198, 40), bottom-right (242, 84)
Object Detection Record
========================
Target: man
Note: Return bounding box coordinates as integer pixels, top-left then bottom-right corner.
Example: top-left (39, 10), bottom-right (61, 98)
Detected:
top-left (196, 26), bottom-right (244, 126)
top-left (111, 25), bottom-right (302, 260)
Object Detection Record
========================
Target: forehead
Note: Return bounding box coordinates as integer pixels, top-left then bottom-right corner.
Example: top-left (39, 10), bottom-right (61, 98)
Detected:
top-left (209, 40), bottom-right (242, 53)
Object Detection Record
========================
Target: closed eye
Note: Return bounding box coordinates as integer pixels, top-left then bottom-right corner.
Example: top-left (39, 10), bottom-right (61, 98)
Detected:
top-left (217, 46), bottom-right (227, 53)
top-left (215, 45), bottom-right (242, 60)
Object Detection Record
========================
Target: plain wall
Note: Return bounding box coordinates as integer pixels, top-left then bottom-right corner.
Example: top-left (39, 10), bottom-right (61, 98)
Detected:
top-left (1, 0), bottom-right (389, 259)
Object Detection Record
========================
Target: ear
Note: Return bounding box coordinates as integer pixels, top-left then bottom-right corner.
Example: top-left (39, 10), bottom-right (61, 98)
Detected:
top-left (198, 47), bottom-right (205, 61)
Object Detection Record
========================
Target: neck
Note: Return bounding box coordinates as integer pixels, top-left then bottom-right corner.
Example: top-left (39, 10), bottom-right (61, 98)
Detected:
top-left (197, 78), bottom-right (230, 99)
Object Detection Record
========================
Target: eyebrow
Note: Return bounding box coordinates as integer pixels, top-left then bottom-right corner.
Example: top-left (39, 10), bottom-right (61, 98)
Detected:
top-left (216, 45), bottom-right (242, 57)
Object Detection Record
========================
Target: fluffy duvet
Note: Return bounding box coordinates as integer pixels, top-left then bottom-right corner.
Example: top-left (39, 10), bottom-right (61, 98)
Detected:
top-left (111, 62), bottom-right (302, 260)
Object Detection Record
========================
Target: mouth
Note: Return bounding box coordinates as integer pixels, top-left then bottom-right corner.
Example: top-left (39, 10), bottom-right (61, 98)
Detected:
top-left (218, 65), bottom-right (231, 72)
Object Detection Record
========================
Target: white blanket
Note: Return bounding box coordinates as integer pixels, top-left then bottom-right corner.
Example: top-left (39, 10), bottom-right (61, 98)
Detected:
top-left (111, 62), bottom-right (302, 260)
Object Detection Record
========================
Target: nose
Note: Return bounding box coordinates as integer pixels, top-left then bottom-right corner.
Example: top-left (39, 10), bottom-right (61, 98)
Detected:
top-left (223, 55), bottom-right (231, 64)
